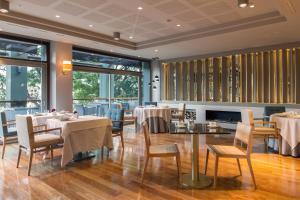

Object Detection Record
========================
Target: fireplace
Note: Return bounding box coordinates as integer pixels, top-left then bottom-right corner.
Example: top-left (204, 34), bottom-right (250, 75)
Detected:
top-left (205, 110), bottom-right (241, 124)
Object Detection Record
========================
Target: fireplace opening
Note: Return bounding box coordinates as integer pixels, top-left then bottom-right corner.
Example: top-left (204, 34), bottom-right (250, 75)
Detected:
top-left (206, 110), bottom-right (241, 124)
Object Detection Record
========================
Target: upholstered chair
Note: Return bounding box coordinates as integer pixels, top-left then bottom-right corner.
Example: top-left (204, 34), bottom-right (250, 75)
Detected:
top-left (15, 115), bottom-right (64, 176)
top-left (0, 112), bottom-right (17, 159)
top-left (105, 109), bottom-right (125, 149)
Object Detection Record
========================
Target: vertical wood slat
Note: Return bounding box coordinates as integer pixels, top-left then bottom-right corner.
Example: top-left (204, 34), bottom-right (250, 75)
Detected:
top-left (246, 54), bottom-right (252, 102)
top-left (270, 51), bottom-right (275, 103)
top-left (169, 63), bottom-right (175, 100)
top-left (231, 56), bottom-right (237, 102)
top-left (189, 61), bottom-right (195, 101)
top-left (252, 53), bottom-right (257, 102)
top-left (205, 59), bottom-right (210, 101)
top-left (257, 53), bottom-right (263, 103)
top-left (241, 55), bottom-right (247, 102)
top-left (276, 50), bottom-right (282, 103)
top-left (175, 62), bottom-right (181, 101)
top-left (263, 52), bottom-right (270, 103)
top-left (282, 49), bottom-right (288, 103)
top-left (213, 58), bottom-right (220, 101)
top-left (196, 60), bottom-right (203, 101)
top-left (295, 48), bottom-right (300, 104)
top-left (221, 57), bottom-right (228, 102)
top-left (290, 49), bottom-right (296, 103)
top-left (182, 61), bottom-right (188, 101)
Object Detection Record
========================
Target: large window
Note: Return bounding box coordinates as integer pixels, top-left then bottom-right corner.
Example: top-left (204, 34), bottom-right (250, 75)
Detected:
top-left (72, 49), bottom-right (150, 112)
top-left (0, 36), bottom-right (48, 113)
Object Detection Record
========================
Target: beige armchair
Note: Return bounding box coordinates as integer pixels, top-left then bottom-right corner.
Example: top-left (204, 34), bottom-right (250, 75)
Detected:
top-left (204, 122), bottom-right (256, 189)
top-left (171, 103), bottom-right (186, 122)
top-left (141, 122), bottom-right (181, 184)
top-left (15, 115), bottom-right (64, 176)
top-left (241, 109), bottom-right (280, 153)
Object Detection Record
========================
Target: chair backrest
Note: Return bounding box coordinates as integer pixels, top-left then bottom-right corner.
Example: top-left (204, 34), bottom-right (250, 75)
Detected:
top-left (4, 109), bottom-right (16, 121)
top-left (264, 106), bottom-right (286, 117)
top-left (74, 104), bottom-right (84, 116)
top-left (145, 102), bottom-right (157, 106)
top-left (241, 109), bottom-right (254, 126)
top-left (121, 102), bottom-right (130, 110)
top-left (15, 115), bottom-right (34, 149)
top-left (84, 106), bottom-right (97, 115)
top-left (0, 112), bottom-right (8, 137)
top-left (234, 122), bottom-right (253, 155)
top-left (142, 122), bottom-right (151, 154)
top-left (105, 108), bottom-right (124, 129)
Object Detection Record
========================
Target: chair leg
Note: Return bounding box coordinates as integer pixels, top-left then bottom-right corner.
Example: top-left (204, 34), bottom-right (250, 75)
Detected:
top-left (247, 157), bottom-right (256, 189)
top-left (141, 156), bottom-right (149, 184)
top-left (213, 156), bottom-right (219, 188)
top-left (16, 146), bottom-right (22, 168)
top-left (50, 146), bottom-right (54, 160)
top-left (264, 135), bottom-right (269, 153)
top-left (277, 135), bottom-right (282, 155)
top-left (120, 131), bottom-right (125, 149)
top-left (237, 158), bottom-right (242, 176)
top-left (176, 154), bottom-right (182, 184)
top-left (204, 148), bottom-right (209, 175)
top-left (1, 137), bottom-right (6, 159)
top-left (28, 151), bottom-right (33, 176)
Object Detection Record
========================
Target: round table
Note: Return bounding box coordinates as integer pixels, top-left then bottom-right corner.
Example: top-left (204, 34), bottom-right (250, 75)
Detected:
top-left (271, 114), bottom-right (300, 157)
top-left (134, 106), bottom-right (171, 133)
top-left (169, 123), bottom-right (231, 188)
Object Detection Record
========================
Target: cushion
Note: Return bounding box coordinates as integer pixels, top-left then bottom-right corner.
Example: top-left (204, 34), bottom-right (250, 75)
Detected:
top-left (34, 134), bottom-right (63, 148)
top-left (112, 127), bottom-right (122, 133)
top-left (254, 126), bottom-right (276, 133)
top-left (149, 144), bottom-right (179, 155)
top-left (7, 127), bottom-right (17, 136)
top-left (208, 145), bottom-right (246, 157)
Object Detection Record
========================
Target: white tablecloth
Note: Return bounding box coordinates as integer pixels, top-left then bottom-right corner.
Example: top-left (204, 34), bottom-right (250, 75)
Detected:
top-left (270, 114), bottom-right (300, 157)
top-left (32, 114), bottom-right (59, 126)
top-left (46, 116), bottom-right (113, 166)
top-left (134, 107), bottom-right (171, 133)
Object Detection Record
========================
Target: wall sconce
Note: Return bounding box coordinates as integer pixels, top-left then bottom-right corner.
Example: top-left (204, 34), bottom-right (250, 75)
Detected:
top-left (62, 60), bottom-right (72, 75)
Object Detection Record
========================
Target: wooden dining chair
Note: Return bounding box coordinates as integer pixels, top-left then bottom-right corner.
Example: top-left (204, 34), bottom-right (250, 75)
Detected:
top-left (0, 112), bottom-right (18, 159)
top-left (204, 122), bottom-right (256, 189)
top-left (141, 122), bottom-right (181, 184)
top-left (241, 109), bottom-right (281, 153)
top-left (15, 115), bottom-right (64, 176)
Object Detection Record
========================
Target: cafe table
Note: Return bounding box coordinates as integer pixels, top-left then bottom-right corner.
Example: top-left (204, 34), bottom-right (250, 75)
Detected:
top-left (169, 123), bottom-right (231, 188)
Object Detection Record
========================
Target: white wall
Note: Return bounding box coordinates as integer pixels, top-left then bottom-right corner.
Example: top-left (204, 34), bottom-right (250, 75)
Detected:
top-left (50, 41), bottom-right (73, 111)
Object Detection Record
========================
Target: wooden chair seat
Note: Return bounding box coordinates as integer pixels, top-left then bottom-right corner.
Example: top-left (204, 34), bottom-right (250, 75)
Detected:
top-left (207, 145), bottom-right (246, 158)
top-left (34, 134), bottom-right (63, 148)
top-left (253, 127), bottom-right (276, 133)
top-left (149, 144), bottom-right (179, 156)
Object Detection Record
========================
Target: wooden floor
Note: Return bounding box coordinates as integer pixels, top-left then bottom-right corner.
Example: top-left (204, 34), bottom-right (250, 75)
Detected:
top-left (1, 125), bottom-right (300, 200)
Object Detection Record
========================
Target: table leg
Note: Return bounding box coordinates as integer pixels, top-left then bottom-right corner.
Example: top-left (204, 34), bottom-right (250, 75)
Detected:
top-left (182, 134), bottom-right (212, 188)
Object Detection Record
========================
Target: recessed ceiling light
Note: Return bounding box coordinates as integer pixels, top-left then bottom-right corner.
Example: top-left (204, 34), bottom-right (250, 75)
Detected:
top-left (129, 36), bottom-right (133, 39)
top-left (89, 24), bottom-right (93, 27)
top-left (238, 0), bottom-right (249, 8)
top-left (55, 15), bottom-right (60, 18)
top-left (137, 6), bottom-right (143, 10)
top-left (154, 49), bottom-right (158, 52)
top-left (176, 24), bottom-right (181, 27)
top-left (0, 0), bottom-right (9, 13)
top-left (249, 4), bottom-right (255, 8)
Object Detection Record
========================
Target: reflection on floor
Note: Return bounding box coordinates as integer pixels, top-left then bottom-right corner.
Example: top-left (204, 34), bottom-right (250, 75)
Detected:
top-left (0, 125), bottom-right (299, 200)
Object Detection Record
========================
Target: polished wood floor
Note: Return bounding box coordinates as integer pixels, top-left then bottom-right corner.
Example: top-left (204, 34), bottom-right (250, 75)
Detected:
top-left (1, 125), bottom-right (300, 200)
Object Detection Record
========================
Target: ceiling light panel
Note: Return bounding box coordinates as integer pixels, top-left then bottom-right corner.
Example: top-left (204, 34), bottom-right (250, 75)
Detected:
top-left (175, 10), bottom-right (203, 22)
top-left (106, 20), bottom-right (130, 30)
top-left (200, 1), bottom-right (232, 16)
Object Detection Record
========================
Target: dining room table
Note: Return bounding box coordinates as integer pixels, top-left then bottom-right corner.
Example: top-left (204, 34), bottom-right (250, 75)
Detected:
top-left (169, 122), bottom-right (231, 188)
top-left (270, 112), bottom-right (300, 157)
top-left (134, 106), bottom-right (171, 133)
top-left (46, 115), bottom-right (113, 166)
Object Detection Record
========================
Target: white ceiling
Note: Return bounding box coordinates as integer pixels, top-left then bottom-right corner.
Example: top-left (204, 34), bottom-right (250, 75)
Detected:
top-left (1, 0), bottom-right (300, 59)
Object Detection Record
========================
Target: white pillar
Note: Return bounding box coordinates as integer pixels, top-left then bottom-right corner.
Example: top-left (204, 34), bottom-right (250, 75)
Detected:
top-left (50, 41), bottom-right (73, 111)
